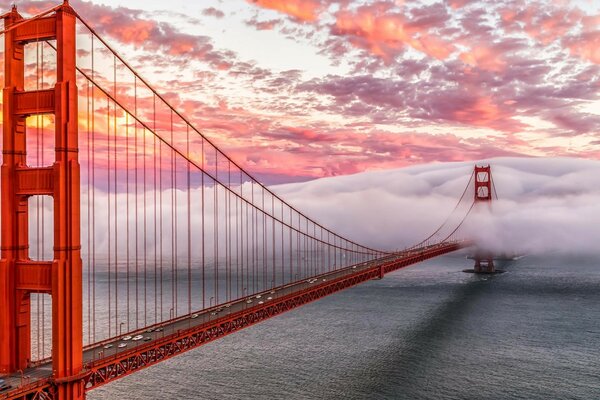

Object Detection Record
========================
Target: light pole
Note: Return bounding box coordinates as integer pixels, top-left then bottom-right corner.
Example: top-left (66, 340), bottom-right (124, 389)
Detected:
top-left (119, 322), bottom-right (125, 336)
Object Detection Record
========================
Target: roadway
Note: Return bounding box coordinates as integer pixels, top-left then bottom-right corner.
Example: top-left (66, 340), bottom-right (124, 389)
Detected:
top-left (0, 242), bottom-right (465, 398)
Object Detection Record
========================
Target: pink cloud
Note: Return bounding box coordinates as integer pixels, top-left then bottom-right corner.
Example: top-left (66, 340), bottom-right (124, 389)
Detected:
top-left (248, 0), bottom-right (322, 22)
top-left (565, 30), bottom-right (600, 64)
top-left (332, 4), bottom-right (454, 62)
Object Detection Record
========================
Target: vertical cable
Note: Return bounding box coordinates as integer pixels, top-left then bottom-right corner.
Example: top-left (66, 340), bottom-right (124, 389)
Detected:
top-left (227, 163), bottom-right (231, 302)
top-left (107, 96), bottom-right (112, 337)
top-left (134, 76), bottom-right (139, 329)
top-left (35, 38), bottom-right (41, 359)
top-left (86, 72), bottom-right (91, 345)
top-left (187, 125), bottom-right (191, 314)
top-left (113, 57), bottom-right (119, 335)
top-left (91, 35), bottom-right (96, 342)
top-left (170, 110), bottom-right (176, 318)
top-left (271, 195), bottom-right (275, 288)
top-left (158, 97), bottom-right (164, 322)
top-left (126, 110), bottom-right (130, 332)
top-left (201, 138), bottom-right (205, 309)
top-left (40, 41), bottom-right (46, 356)
top-left (214, 149), bottom-right (218, 304)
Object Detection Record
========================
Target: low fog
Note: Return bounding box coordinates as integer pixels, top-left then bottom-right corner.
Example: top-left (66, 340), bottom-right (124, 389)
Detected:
top-left (23, 157), bottom-right (600, 258)
top-left (273, 157), bottom-right (600, 255)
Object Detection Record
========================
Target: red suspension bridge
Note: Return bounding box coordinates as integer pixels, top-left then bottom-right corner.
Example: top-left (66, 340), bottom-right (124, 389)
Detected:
top-left (0, 3), bottom-right (497, 399)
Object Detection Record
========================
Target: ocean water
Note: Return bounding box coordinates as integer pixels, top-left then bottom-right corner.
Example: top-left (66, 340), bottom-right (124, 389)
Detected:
top-left (88, 254), bottom-right (600, 399)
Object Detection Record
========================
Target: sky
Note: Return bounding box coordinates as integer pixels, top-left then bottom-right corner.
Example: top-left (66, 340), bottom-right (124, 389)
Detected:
top-left (3, 0), bottom-right (600, 184)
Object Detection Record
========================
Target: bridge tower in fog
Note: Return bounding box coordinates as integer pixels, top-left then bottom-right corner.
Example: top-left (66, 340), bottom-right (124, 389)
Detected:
top-left (472, 165), bottom-right (495, 273)
top-left (1, 3), bottom-right (84, 399)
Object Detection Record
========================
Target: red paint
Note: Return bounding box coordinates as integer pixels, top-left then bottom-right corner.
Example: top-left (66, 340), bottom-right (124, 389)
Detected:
top-left (473, 165), bottom-right (495, 273)
top-left (1, 3), bottom-right (83, 399)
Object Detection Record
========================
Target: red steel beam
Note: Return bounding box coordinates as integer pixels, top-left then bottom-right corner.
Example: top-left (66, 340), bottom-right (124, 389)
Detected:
top-left (13, 89), bottom-right (56, 116)
top-left (15, 167), bottom-right (55, 196)
top-left (14, 16), bottom-right (56, 43)
top-left (83, 242), bottom-right (467, 390)
top-left (0, 242), bottom-right (469, 399)
top-left (15, 261), bottom-right (53, 293)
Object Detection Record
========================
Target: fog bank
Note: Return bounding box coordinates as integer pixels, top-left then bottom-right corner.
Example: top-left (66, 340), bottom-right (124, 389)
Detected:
top-left (272, 157), bottom-right (600, 255)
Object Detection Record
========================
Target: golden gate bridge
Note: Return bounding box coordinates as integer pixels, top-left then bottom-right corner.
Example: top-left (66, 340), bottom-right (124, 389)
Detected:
top-left (0, 3), bottom-right (497, 399)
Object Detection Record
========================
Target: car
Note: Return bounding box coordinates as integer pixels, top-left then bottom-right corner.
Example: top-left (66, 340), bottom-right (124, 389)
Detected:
top-left (270, 290), bottom-right (276, 294)
top-left (144, 337), bottom-right (152, 341)
top-left (145, 328), bottom-right (154, 333)
top-left (255, 295), bottom-right (261, 299)
top-left (322, 278), bottom-right (327, 282)
top-left (216, 308), bottom-right (223, 312)
top-left (352, 266), bottom-right (357, 269)
top-left (246, 299), bottom-right (252, 304)
top-left (191, 313), bottom-right (199, 319)
top-left (224, 304), bottom-right (231, 308)
top-left (118, 343), bottom-right (127, 348)
top-left (154, 327), bottom-right (163, 332)
top-left (210, 312), bottom-right (217, 316)
top-left (121, 335), bottom-right (132, 341)
top-left (267, 296), bottom-right (273, 300)
top-left (132, 335), bottom-right (144, 341)
top-left (258, 301), bottom-right (264, 305)
top-left (103, 344), bottom-right (113, 349)
top-left (0, 379), bottom-right (11, 391)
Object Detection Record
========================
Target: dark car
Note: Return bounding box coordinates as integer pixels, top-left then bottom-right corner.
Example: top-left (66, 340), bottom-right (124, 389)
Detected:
top-left (0, 378), bottom-right (11, 391)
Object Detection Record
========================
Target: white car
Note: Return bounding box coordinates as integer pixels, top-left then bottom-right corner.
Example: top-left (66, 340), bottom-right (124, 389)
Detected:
top-left (132, 335), bottom-right (144, 341)
top-left (255, 295), bottom-right (262, 299)
top-left (103, 344), bottom-right (113, 349)
top-left (121, 335), bottom-right (132, 341)
top-left (118, 343), bottom-right (127, 348)
top-left (258, 301), bottom-right (264, 305)
top-left (267, 296), bottom-right (273, 300)
top-left (246, 299), bottom-right (252, 304)
top-left (191, 313), bottom-right (199, 319)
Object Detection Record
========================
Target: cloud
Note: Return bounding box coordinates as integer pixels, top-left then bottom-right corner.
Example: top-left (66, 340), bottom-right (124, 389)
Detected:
top-left (247, 0), bottom-right (323, 22)
top-left (202, 7), bottom-right (225, 19)
top-left (331, 3), bottom-right (454, 62)
top-left (273, 157), bottom-right (600, 255)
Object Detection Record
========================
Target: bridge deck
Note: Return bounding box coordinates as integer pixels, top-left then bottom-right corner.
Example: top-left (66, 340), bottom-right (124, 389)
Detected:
top-left (0, 241), bottom-right (469, 399)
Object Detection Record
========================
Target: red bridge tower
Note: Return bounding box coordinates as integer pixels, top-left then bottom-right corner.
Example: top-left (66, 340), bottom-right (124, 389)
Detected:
top-left (472, 165), bottom-right (495, 273)
top-left (1, 3), bottom-right (84, 399)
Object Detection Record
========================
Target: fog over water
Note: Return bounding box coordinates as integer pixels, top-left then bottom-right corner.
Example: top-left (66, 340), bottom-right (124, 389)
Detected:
top-left (273, 157), bottom-right (600, 254)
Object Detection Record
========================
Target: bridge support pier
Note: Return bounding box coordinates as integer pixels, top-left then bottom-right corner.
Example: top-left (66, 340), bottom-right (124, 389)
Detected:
top-left (463, 165), bottom-right (502, 274)
top-left (473, 254), bottom-right (495, 274)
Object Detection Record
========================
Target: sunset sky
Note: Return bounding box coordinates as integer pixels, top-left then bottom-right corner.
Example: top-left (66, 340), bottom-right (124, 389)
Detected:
top-left (5, 0), bottom-right (600, 183)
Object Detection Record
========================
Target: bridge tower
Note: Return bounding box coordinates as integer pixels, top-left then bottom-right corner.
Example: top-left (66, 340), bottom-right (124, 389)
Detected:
top-left (472, 165), bottom-right (495, 273)
top-left (1, 3), bottom-right (84, 399)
